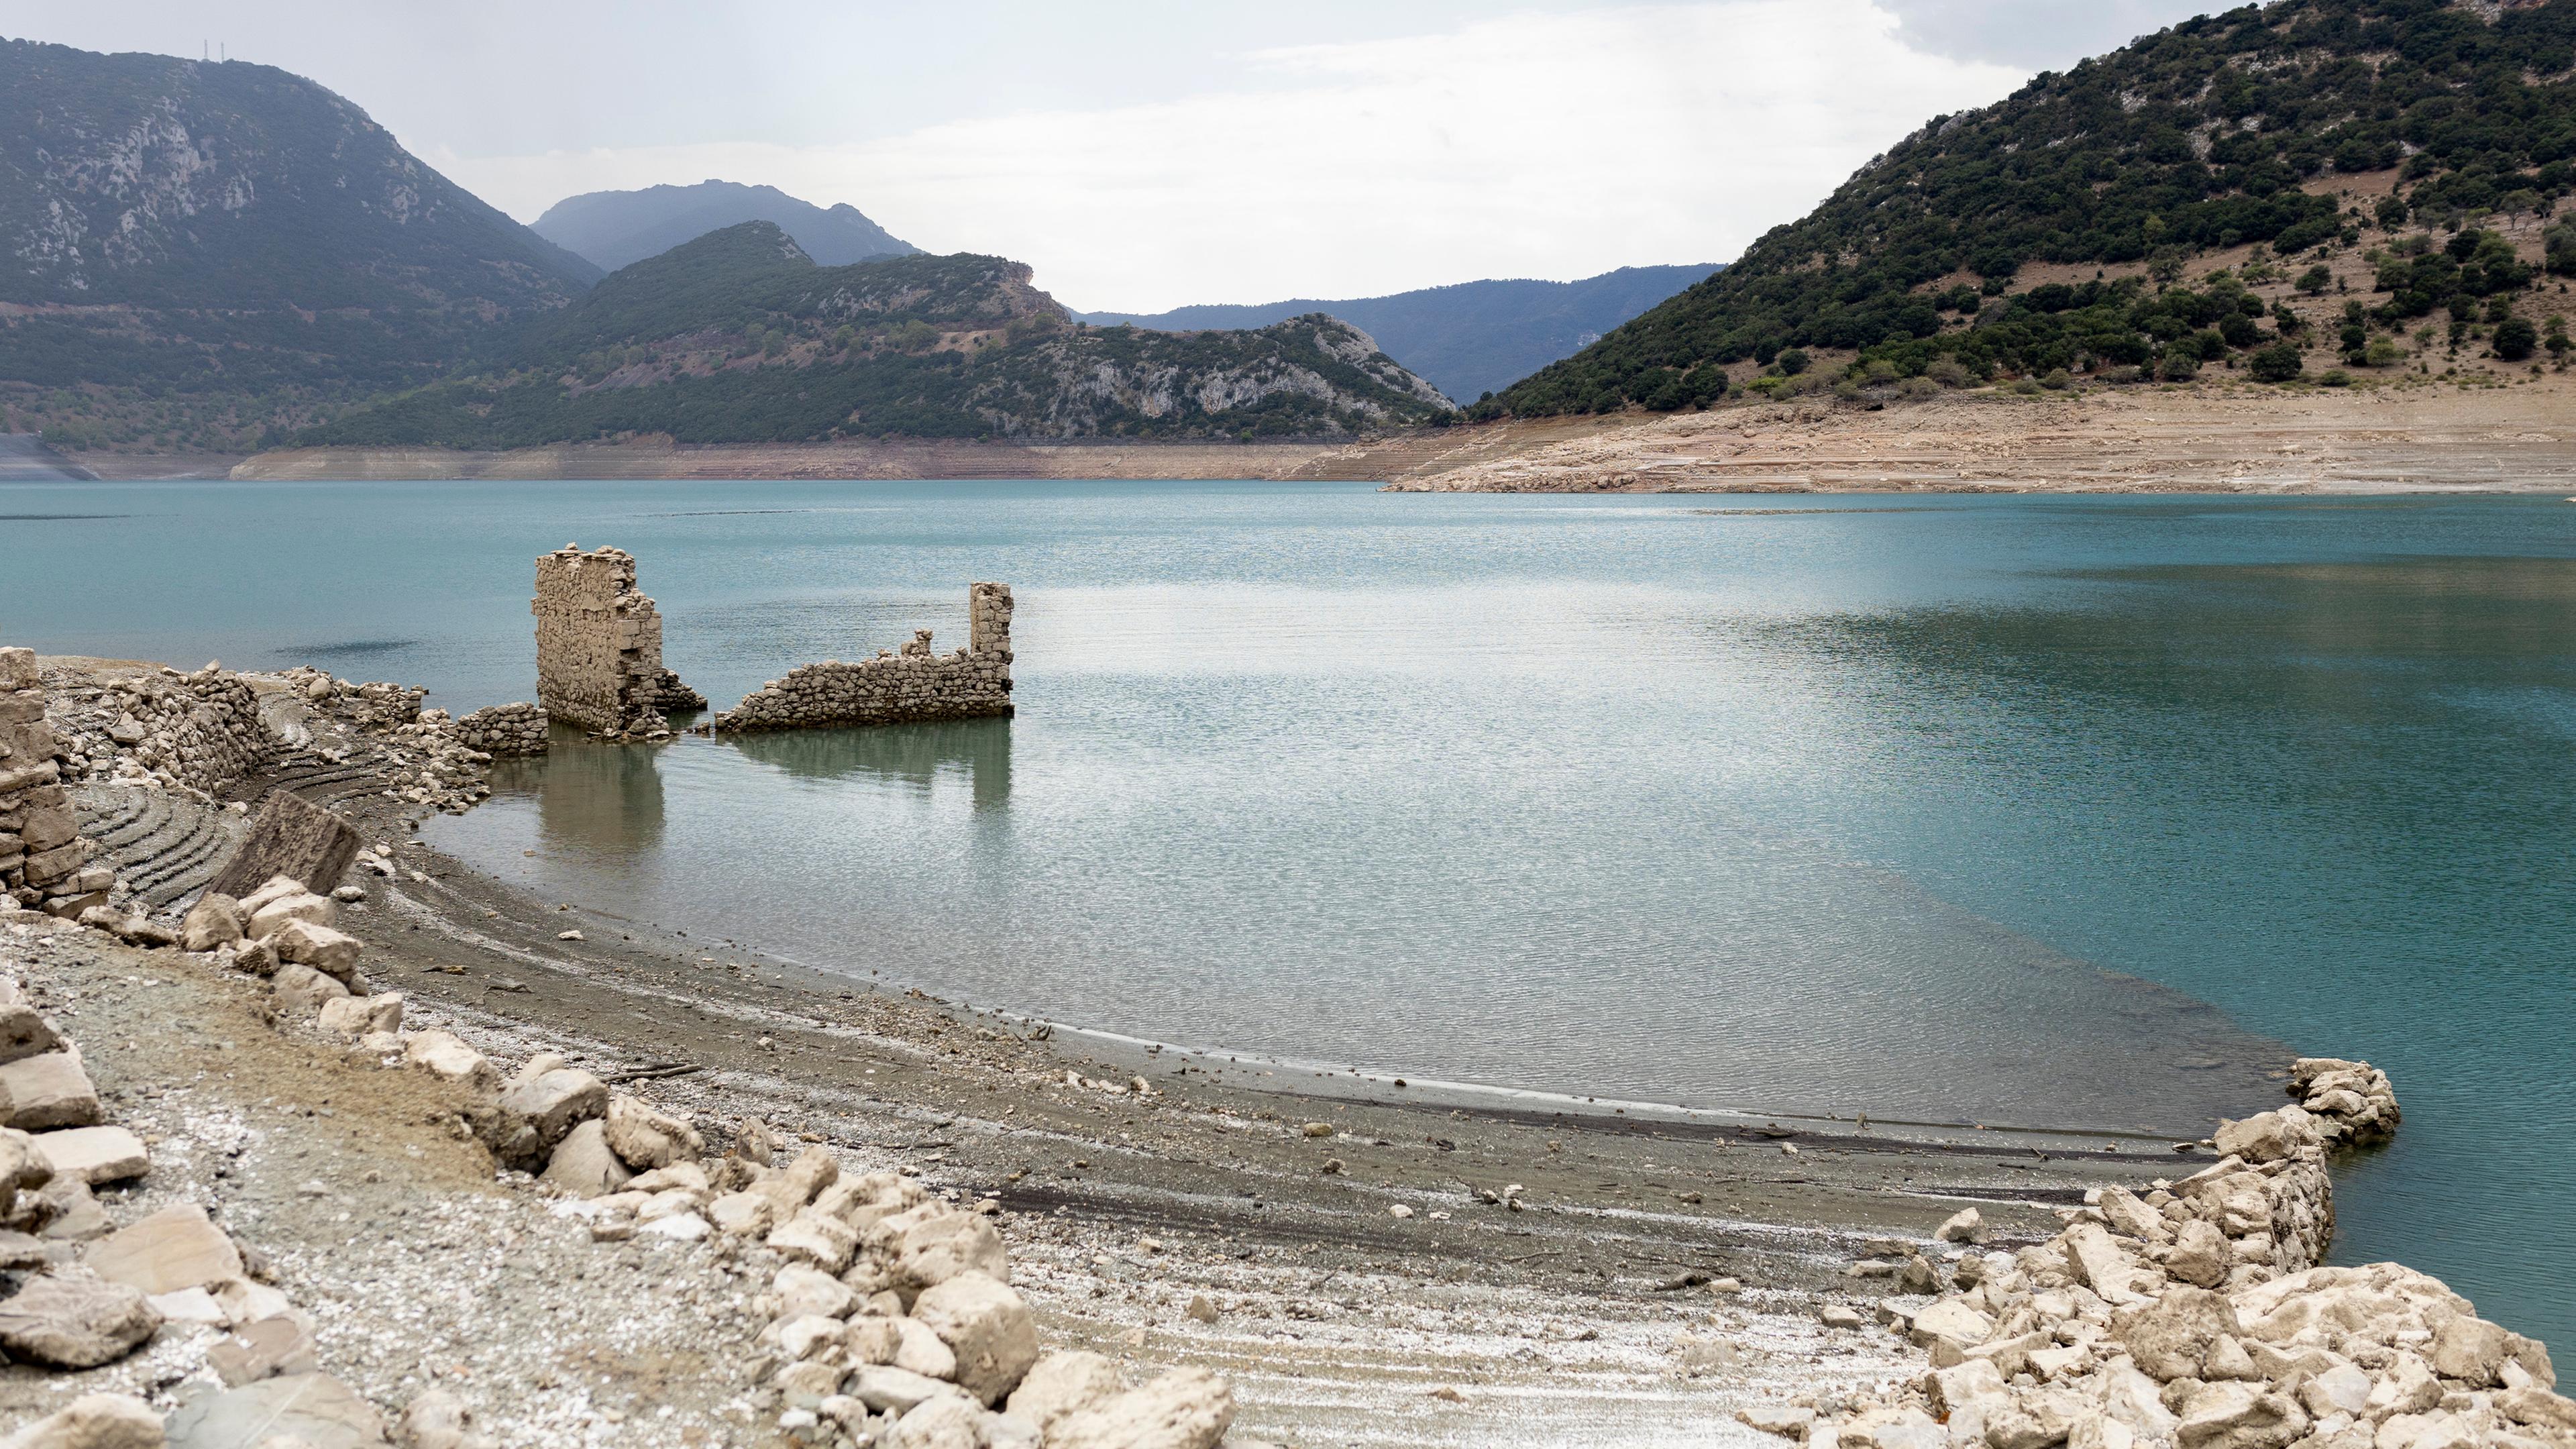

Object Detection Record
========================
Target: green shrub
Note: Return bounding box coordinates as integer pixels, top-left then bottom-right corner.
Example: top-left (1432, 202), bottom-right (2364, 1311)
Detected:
top-left (2251, 342), bottom-right (2306, 382)
top-left (2493, 318), bottom-right (2538, 361)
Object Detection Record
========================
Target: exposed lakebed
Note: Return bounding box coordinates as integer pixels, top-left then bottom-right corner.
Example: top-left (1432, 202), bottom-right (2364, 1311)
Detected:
top-left (4, 478), bottom-right (2570, 1345)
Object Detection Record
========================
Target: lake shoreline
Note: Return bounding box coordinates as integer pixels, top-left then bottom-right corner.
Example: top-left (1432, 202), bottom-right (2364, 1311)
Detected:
top-left (23, 649), bottom-right (2251, 1440)
top-left (46, 379), bottom-right (2576, 496)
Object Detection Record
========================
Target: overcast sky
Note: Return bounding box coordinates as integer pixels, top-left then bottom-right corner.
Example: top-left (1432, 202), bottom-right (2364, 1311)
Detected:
top-left (5, 1), bottom-right (2218, 311)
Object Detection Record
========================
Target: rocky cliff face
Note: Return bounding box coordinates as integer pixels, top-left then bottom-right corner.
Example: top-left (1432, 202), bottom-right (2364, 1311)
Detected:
top-left (0, 40), bottom-right (594, 308)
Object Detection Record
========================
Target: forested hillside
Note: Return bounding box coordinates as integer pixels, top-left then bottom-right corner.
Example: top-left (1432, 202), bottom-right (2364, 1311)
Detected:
top-left (1491, 0), bottom-right (2576, 416)
top-left (0, 39), bottom-right (599, 451)
top-left (301, 224), bottom-right (1454, 447)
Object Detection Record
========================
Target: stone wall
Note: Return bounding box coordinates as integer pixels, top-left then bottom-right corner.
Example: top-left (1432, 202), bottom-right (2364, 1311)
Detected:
top-left (708, 584), bottom-right (1015, 733)
top-left (451, 703), bottom-right (549, 757)
top-left (1, 646), bottom-right (113, 914)
top-left (44, 661), bottom-right (274, 794)
top-left (531, 546), bottom-right (704, 736)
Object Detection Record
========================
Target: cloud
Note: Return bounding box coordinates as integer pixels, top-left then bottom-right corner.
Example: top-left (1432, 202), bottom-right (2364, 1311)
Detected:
top-left (439, 1), bottom-right (2024, 313)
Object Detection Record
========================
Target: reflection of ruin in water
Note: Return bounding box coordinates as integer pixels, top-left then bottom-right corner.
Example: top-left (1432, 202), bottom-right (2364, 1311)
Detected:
top-left (721, 718), bottom-right (1012, 812)
top-left (483, 724), bottom-right (668, 854)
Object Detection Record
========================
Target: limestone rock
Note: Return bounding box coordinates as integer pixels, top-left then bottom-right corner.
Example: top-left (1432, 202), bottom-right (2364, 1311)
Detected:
top-left (538, 1120), bottom-right (632, 1197)
top-left (777, 1314), bottom-right (847, 1362)
top-left (35, 1175), bottom-right (111, 1241)
top-left (2429, 1313), bottom-right (2510, 1386)
top-left (163, 1372), bottom-right (387, 1449)
top-left (235, 876), bottom-right (307, 920)
top-left (877, 1205), bottom-right (1008, 1291)
top-left (851, 1364), bottom-right (969, 1416)
top-left (496, 1067), bottom-right (606, 1150)
top-left (999, 1350), bottom-right (1123, 1423)
top-left (2165, 1218), bottom-right (2230, 1289)
top-left (85, 1204), bottom-right (244, 1295)
top-left (2174, 1382), bottom-right (2308, 1449)
top-left (1909, 1297), bottom-right (1996, 1352)
top-left (315, 993), bottom-right (403, 1040)
top-left (775, 1263), bottom-right (858, 1321)
top-left (1046, 1368), bottom-right (1236, 1449)
top-left (0, 1124), bottom-right (52, 1203)
top-left (245, 893), bottom-right (337, 942)
top-left (0, 1003), bottom-right (64, 1065)
top-left (0, 1051), bottom-right (103, 1130)
top-left (769, 1209), bottom-right (861, 1273)
top-left (884, 1396), bottom-right (991, 1449)
top-left (271, 962), bottom-right (351, 1015)
top-left (1936, 1207), bottom-right (1986, 1244)
top-left (402, 1032), bottom-right (498, 1095)
top-left (2114, 1286), bottom-right (2242, 1381)
top-left (915, 1271), bottom-right (1038, 1405)
top-left (893, 1316), bottom-right (959, 1379)
top-left (1925, 1358), bottom-right (2010, 1415)
top-left (2498, 1387), bottom-right (2576, 1432)
top-left (847, 1317), bottom-right (903, 1366)
top-left (603, 1094), bottom-right (702, 1170)
top-left (0, 1268), bottom-right (163, 1367)
top-left (2211, 1108), bottom-right (2318, 1166)
top-left (270, 920), bottom-right (362, 981)
top-left (708, 1191), bottom-right (775, 1236)
top-left (0, 1392), bottom-right (166, 1449)
top-left (178, 894), bottom-right (245, 953)
top-left (2063, 1223), bottom-right (2159, 1304)
top-left (1741, 1405), bottom-right (1819, 1439)
top-left (755, 1145), bottom-right (841, 1213)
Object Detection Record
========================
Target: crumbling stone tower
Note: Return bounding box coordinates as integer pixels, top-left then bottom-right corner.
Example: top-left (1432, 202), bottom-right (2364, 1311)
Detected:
top-left (531, 546), bottom-right (704, 735)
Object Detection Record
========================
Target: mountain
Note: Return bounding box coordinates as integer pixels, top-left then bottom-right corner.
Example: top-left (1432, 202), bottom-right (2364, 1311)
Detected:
top-left (533, 180), bottom-right (918, 272)
top-left (1080, 265), bottom-right (1722, 405)
top-left (298, 223), bottom-right (1453, 447)
top-left (0, 38), bottom-right (599, 451)
top-left (1491, 0), bottom-right (2576, 416)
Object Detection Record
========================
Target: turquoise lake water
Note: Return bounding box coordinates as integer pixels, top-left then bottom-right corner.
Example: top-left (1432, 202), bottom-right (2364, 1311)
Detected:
top-left (2, 479), bottom-right (2569, 1346)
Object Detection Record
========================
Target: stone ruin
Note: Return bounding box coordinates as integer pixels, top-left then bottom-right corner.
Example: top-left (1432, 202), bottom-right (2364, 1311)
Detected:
top-left (710, 582), bottom-right (1015, 733)
top-left (0, 645), bottom-right (113, 916)
top-left (526, 549), bottom-right (1014, 741)
top-left (531, 545), bottom-right (706, 737)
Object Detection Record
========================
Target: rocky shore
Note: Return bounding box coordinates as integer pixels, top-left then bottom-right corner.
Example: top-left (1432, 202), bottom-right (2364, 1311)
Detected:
top-left (0, 645), bottom-right (2562, 1448)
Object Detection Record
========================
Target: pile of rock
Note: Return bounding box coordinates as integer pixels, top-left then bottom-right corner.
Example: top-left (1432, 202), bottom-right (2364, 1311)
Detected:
top-left (38, 659), bottom-right (272, 796)
top-left (176, 875), bottom-right (1245, 1448)
top-left (2286, 1059), bottom-right (2400, 1147)
top-left (0, 910), bottom-right (384, 1449)
top-left (274, 668), bottom-right (427, 734)
top-left (1761, 1081), bottom-right (2573, 1449)
top-left (448, 702), bottom-right (548, 758)
top-left (710, 584), bottom-right (1016, 735)
top-left (555, 1138), bottom-right (1237, 1449)
top-left (2, 647), bottom-right (115, 917)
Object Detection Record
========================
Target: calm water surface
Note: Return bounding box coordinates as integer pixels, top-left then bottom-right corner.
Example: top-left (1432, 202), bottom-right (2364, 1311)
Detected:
top-left (3, 480), bottom-right (2569, 1344)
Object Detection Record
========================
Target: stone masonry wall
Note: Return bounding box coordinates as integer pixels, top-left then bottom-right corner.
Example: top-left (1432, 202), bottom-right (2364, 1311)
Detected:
top-left (451, 703), bottom-right (549, 757)
top-left (1, 646), bottom-right (113, 914)
top-left (42, 660), bottom-right (274, 794)
top-left (710, 583), bottom-right (1015, 733)
top-left (531, 545), bottom-right (704, 736)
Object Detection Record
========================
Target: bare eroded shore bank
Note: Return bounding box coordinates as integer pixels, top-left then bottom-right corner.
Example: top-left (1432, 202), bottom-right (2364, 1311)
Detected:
top-left (44, 379), bottom-right (2559, 496)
